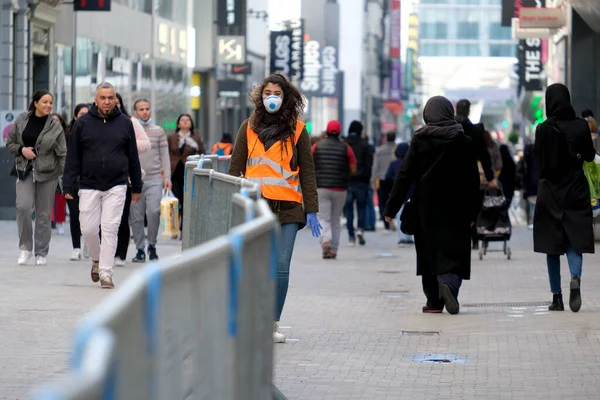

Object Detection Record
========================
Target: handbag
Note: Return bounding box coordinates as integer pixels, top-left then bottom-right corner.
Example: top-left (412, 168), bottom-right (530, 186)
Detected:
top-left (10, 159), bottom-right (33, 181)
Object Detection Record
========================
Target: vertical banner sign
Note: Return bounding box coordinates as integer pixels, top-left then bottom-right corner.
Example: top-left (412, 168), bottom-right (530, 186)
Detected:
top-left (404, 13), bottom-right (419, 96)
top-left (502, 0), bottom-right (545, 27)
top-left (390, 0), bottom-right (401, 58)
top-left (300, 39), bottom-right (322, 96)
top-left (269, 31), bottom-right (293, 75)
top-left (218, 0), bottom-right (242, 30)
top-left (321, 1), bottom-right (340, 97)
top-left (74, 0), bottom-right (111, 11)
top-left (516, 0), bottom-right (546, 91)
top-left (289, 20), bottom-right (304, 81)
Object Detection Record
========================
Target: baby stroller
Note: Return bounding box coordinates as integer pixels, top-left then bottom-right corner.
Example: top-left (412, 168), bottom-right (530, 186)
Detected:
top-left (476, 185), bottom-right (512, 260)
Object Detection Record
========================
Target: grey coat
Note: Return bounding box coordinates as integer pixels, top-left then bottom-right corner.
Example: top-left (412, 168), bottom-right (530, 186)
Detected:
top-left (5, 111), bottom-right (67, 183)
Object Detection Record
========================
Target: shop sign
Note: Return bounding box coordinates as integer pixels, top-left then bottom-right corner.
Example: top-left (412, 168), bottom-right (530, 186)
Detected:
top-left (300, 40), bottom-right (321, 96)
top-left (155, 20), bottom-right (190, 66)
top-left (217, 36), bottom-right (246, 65)
top-left (519, 7), bottom-right (566, 29)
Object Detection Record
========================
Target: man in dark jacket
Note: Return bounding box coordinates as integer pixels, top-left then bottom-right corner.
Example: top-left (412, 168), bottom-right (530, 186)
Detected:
top-left (312, 120), bottom-right (357, 259)
top-left (455, 99), bottom-right (496, 249)
top-left (63, 82), bottom-right (143, 290)
top-left (343, 120), bottom-right (373, 246)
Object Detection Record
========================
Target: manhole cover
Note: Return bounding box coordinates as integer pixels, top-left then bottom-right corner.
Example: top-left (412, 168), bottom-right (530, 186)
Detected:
top-left (376, 253), bottom-right (397, 258)
top-left (402, 331), bottom-right (439, 336)
top-left (413, 354), bottom-right (467, 364)
top-left (379, 270), bottom-right (400, 274)
top-left (462, 301), bottom-right (550, 308)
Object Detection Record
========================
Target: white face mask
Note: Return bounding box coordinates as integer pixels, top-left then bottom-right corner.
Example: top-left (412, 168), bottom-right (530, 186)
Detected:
top-left (263, 95), bottom-right (283, 114)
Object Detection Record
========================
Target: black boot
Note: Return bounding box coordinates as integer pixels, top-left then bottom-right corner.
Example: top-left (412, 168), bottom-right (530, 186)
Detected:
top-left (569, 276), bottom-right (582, 313)
top-left (549, 293), bottom-right (564, 311)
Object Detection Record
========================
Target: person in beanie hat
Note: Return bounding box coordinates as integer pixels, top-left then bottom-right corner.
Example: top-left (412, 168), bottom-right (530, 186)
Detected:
top-left (312, 120), bottom-right (357, 258)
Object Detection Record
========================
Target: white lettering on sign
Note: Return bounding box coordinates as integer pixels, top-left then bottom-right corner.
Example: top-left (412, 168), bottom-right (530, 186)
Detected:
top-left (227, 0), bottom-right (236, 25)
top-left (274, 35), bottom-right (291, 74)
top-left (300, 40), bottom-right (321, 93)
top-left (321, 46), bottom-right (338, 96)
top-left (289, 20), bottom-right (303, 80)
top-left (524, 38), bottom-right (541, 82)
top-left (219, 38), bottom-right (243, 62)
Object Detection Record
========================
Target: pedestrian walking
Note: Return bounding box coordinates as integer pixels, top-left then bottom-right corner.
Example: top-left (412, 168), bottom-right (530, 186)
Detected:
top-left (211, 133), bottom-right (233, 156)
top-left (228, 72), bottom-right (321, 343)
top-left (344, 121), bottom-right (373, 246)
top-left (66, 103), bottom-right (89, 260)
top-left (533, 83), bottom-right (596, 312)
top-left (312, 120), bottom-right (357, 259)
top-left (516, 142), bottom-right (540, 229)
top-left (583, 116), bottom-right (600, 152)
top-left (372, 132), bottom-right (397, 233)
top-left (385, 142), bottom-right (414, 246)
top-left (113, 93), bottom-right (151, 266)
top-left (484, 130), bottom-right (503, 175)
top-left (130, 98), bottom-right (171, 262)
top-left (455, 99), bottom-right (496, 250)
top-left (384, 96), bottom-right (480, 315)
top-left (51, 113), bottom-right (68, 235)
top-left (63, 82), bottom-right (143, 289)
top-left (498, 144), bottom-right (516, 207)
top-left (6, 90), bottom-right (67, 265)
top-left (167, 113), bottom-right (205, 236)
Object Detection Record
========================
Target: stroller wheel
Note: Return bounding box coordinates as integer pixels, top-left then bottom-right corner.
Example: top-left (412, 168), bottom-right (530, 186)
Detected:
top-left (507, 247), bottom-right (512, 260)
top-left (503, 242), bottom-right (507, 255)
top-left (483, 242), bottom-right (488, 256)
top-left (478, 247), bottom-right (484, 260)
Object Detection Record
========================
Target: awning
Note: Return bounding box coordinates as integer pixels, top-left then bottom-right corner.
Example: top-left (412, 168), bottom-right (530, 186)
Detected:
top-left (571, 0), bottom-right (600, 32)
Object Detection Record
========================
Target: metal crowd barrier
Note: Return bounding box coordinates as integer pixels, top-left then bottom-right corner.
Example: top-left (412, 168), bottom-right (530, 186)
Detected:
top-left (32, 169), bottom-right (281, 400)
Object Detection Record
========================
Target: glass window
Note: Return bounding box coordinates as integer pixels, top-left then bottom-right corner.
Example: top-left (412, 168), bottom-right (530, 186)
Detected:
top-left (173, 0), bottom-right (188, 25)
top-left (489, 44), bottom-right (516, 57)
top-left (489, 23), bottom-right (512, 40)
top-left (456, 0), bottom-right (480, 4)
top-left (421, 22), bottom-right (448, 39)
top-left (421, 43), bottom-right (450, 56)
top-left (132, 0), bottom-right (152, 13)
top-left (457, 22), bottom-right (479, 39)
top-left (457, 44), bottom-right (480, 56)
top-left (156, 0), bottom-right (173, 20)
top-left (421, 0), bottom-right (448, 3)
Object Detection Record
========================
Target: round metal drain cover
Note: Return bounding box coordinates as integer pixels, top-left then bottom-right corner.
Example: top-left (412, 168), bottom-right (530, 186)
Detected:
top-left (412, 354), bottom-right (467, 364)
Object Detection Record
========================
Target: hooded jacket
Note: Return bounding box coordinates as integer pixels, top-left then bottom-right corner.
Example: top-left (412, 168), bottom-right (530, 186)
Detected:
top-left (383, 96), bottom-right (480, 279)
top-left (533, 83), bottom-right (595, 255)
top-left (455, 114), bottom-right (494, 183)
top-left (345, 121), bottom-right (373, 184)
top-left (62, 104), bottom-right (143, 195)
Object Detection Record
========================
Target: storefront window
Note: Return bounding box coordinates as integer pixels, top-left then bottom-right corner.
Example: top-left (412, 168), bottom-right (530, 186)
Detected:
top-left (53, 44), bottom-right (72, 120)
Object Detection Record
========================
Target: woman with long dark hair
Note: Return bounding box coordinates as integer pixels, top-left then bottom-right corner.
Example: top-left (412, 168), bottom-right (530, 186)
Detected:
top-left (229, 72), bottom-right (321, 343)
top-left (6, 90), bottom-right (67, 265)
top-left (113, 93), bottom-right (150, 265)
top-left (167, 113), bottom-right (205, 235)
top-left (383, 96), bottom-right (480, 315)
top-left (66, 103), bottom-right (89, 260)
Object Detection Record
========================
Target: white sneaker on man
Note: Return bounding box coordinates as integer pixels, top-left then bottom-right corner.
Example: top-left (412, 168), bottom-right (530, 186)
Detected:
top-left (273, 322), bottom-right (286, 343)
top-left (35, 256), bottom-right (47, 266)
top-left (70, 249), bottom-right (82, 261)
top-left (114, 257), bottom-right (126, 267)
top-left (17, 250), bottom-right (32, 265)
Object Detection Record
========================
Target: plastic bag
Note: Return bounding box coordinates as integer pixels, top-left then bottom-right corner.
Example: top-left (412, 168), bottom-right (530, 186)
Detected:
top-left (583, 161), bottom-right (600, 217)
top-left (160, 190), bottom-right (180, 239)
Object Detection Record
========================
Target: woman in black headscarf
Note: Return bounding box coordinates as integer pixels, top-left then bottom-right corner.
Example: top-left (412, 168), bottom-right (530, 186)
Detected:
top-left (498, 144), bottom-right (516, 207)
top-left (384, 96), bottom-right (480, 315)
top-left (534, 83), bottom-right (595, 313)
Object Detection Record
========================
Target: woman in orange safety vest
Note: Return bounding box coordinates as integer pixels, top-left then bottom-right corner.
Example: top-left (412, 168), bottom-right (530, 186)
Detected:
top-left (229, 72), bottom-right (321, 344)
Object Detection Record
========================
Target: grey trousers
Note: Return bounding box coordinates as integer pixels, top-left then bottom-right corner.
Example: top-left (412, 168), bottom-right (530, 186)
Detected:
top-left (16, 175), bottom-right (58, 257)
top-left (130, 178), bottom-right (163, 250)
top-left (317, 188), bottom-right (347, 252)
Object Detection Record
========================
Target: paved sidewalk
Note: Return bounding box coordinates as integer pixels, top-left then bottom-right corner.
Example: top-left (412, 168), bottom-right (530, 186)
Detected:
top-left (274, 226), bottom-right (600, 400)
top-left (0, 221), bottom-right (180, 399)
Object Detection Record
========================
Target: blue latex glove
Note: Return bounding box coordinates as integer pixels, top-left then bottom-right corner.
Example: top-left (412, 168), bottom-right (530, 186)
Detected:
top-left (306, 212), bottom-right (323, 238)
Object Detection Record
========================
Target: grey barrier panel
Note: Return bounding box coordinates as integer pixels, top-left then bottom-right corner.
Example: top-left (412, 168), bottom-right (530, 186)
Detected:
top-left (231, 193), bottom-right (255, 228)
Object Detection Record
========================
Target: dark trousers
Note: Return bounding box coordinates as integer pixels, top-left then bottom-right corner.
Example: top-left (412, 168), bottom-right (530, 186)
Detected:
top-left (172, 175), bottom-right (184, 231)
top-left (66, 192), bottom-right (81, 249)
top-left (115, 186), bottom-right (132, 260)
top-left (422, 273), bottom-right (463, 308)
top-left (344, 182), bottom-right (369, 238)
top-left (378, 180), bottom-right (393, 230)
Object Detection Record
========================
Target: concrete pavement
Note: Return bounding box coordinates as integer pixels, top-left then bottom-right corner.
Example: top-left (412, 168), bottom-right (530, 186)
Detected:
top-left (274, 225), bottom-right (600, 399)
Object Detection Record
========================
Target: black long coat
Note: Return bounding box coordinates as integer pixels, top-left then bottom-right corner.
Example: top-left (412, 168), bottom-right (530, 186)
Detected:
top-left (533, 84), bottom-right (596, 255)
top-left (383, 97), bottom-right (480, 279)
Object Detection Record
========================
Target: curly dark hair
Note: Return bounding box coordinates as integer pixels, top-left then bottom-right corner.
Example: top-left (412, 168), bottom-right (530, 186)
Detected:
top-left (249, 72), bottom-right (305, 142)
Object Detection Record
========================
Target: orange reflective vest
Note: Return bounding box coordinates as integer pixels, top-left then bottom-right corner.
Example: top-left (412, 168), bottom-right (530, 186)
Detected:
top-left (212, 142), bottom-right (233, 156)
top-left (245, 121), bottom-right (305, 204)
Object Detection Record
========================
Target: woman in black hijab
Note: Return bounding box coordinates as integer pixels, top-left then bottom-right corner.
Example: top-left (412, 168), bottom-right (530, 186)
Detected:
top-left (384, 96), bottom-right (480, 315)
top-left (498, 144), bottom-right (516, 207)
top-left (534, 83), bottom-right (595, 312)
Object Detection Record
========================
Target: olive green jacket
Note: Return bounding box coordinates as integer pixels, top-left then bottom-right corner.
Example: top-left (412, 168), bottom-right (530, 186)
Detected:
top-left (6, 111), bottom-right (67, 182)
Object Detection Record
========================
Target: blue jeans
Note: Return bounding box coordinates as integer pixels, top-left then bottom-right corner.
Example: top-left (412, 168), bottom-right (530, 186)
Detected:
top-left (344, 183), bottom-right (369, 238)
top-left (366, 186), bottom-right (376, 231)
top-left (276, 223), bottom-right (299, 321)
top-left (547, 246), bottom-right (583, 293)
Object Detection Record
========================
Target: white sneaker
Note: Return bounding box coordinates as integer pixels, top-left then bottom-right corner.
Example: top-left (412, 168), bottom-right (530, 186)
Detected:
top-left (83, 245), bottom-right (89, 259)
top-left (528, 224), bottom-right (534, 230)
top-left (70, 249), bottom-right (81, 261)
top-left (35, 256), bottom-right (47, 266)
top-left (273, 322), bottom-right (286, 343)
top-left (57, 224), bottom-right (65, 235)
top-left (114, 257), bottom-right (126, 267)
top-left (17, 250), bottom-right (32, 265)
